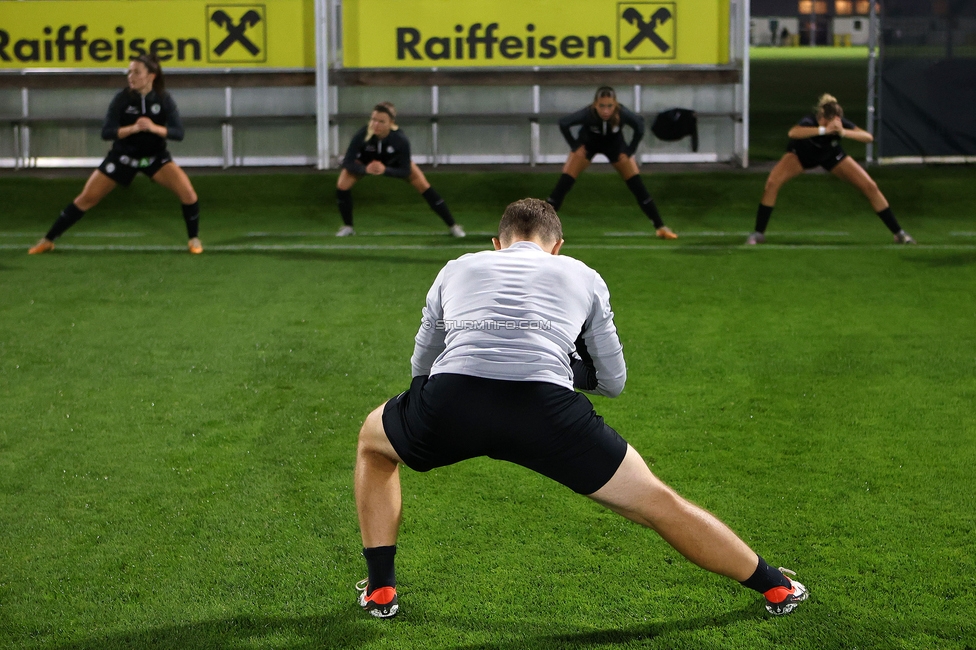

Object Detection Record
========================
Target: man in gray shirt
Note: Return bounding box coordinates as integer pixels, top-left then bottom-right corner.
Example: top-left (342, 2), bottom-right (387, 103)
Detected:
top-left (354, 198), bottom-right (808, 619)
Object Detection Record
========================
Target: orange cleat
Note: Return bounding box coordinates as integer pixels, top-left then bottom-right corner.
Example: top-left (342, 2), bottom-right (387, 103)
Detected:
top-left (188, 238), bottom-right (203, 254)
top-left (656, 226), bottom-right (678, 240)
top-left (28, 239), bottom-right (55, 255)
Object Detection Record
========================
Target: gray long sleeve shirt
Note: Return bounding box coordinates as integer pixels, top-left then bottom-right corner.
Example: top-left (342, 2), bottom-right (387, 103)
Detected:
top-left (411, 241), bottom-right (627, 397)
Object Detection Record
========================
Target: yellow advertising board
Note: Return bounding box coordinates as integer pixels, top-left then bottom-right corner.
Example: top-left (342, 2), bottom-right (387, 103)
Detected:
top-left (342, 0), bottom-right (731, 68)
top-left (0, 0), bottom-right (315, 69)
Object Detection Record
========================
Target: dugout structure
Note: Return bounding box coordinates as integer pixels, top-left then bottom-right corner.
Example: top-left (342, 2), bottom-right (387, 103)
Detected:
top-left (0, 0), bottom-right (751, 169)
top-left (867, 0), bottom-right (976, 164)
top-left (0, 0), bottom-right (318, 169)
top-left (325, 0), bottom-right (752, 168)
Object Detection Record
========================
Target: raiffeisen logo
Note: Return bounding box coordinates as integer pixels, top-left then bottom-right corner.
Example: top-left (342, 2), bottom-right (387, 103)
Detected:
top-left (396, 23), bottom-right (615, 61)
top-left (0, 25), bottom-right (203, 63)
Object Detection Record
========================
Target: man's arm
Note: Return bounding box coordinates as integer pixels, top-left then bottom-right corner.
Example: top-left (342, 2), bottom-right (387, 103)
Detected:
top-left (410, 267), bottom-right (448, 377)
top-left (577, 273), bottom-right (627, 397)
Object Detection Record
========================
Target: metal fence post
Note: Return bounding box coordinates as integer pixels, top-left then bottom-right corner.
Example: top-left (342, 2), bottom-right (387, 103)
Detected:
top-left (315, 0), bottom-right (331, 169)
top-left (866, 0), bottom-right (879, 164)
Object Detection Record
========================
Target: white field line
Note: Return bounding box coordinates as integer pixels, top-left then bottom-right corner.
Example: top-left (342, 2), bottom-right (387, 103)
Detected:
top-left (4, 243), bottom-right (976, 252)
top-left (949, 232), bottom-right (976, 236)
top-left (245, 231), bottom-right (498, 237)
top-left (604, 231), bottom-right (851, 237)
top-left (0, 232), bottom-right (145, 238)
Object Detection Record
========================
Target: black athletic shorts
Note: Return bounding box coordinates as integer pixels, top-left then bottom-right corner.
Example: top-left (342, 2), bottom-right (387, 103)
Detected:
top-left (383, 373), bottom-right (629, 495)
top-left (787, 144), bottom-right (847, 171)
top-left (579, 135), bottom-right (629, 163)
top-left (98, 150), bottom-right (173, 186)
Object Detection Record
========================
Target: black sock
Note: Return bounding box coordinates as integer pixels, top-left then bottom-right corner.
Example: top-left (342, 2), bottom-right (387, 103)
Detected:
top-left (739, 556), bottom-right (791, 594)
top-left (337, 189), bottom-right (353, 226)
top-left (363, 545), bottom-right (397, 595)
top-left (181, 201), bottom-right (200, 239)
top-left (45, 202), bottom-right (86, 241)
top-left (421, 187), bottom-right (456, 227)
top-left (755, 204), bottom-right (774, 233)
top-left (876, 207), bottom-right (901, 234)
top-left (546, 174), bottom-right (576, 211)
top-left (624, 176), bottom-right (664, 228)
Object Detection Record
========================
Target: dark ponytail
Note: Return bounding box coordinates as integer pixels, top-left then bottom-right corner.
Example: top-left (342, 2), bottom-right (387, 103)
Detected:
top-left (134, 53), bottom-right (166, 96)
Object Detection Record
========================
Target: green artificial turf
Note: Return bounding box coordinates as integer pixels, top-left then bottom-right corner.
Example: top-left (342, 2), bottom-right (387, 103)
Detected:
top-left (749, 46), bottom-right (869, 61)
top-left (1, 169), bottom-right (975, 649)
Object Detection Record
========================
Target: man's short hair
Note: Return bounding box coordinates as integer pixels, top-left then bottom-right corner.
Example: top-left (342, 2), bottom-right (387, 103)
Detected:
top-left (498, 198), bottom-right (563, 244)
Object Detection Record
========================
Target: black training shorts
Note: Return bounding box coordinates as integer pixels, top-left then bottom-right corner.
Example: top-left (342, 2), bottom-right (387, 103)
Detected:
top-left (98, 150), bottom-right (173, 186)
top-left (787, 143), bottom-right (847, 171)
top-left (579, 134), bottom-right (629, 163)
top-left (383, 373), bottom-right (629, 495)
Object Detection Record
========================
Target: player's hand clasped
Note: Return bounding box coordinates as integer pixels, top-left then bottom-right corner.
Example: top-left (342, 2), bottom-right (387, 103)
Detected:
top-left (826, 116), bottom-right (844, 138)
top-left (365, 160), bottom-right (386, 175)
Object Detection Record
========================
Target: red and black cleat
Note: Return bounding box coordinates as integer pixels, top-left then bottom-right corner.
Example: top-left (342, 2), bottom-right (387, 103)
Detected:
top-left (763, 568), bottom-right (809, 615)
top-left (356, 579), bottom-right (399, 618)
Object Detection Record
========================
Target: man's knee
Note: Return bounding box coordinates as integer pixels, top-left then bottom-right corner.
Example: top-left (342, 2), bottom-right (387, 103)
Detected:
top-left (357, 402), bottom-right (402, 464)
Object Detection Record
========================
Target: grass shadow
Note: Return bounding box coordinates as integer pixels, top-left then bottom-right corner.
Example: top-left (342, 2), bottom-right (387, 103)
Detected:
top-left (51, 611), bottom-right (381, 650)
top-left (451, 603), bottom-right (761, 649)
top-left (902, 252), bottom-right (976, 268)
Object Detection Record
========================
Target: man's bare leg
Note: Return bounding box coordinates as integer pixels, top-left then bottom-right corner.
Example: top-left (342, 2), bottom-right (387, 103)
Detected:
top-left (353, 402), bottom-right (404, 617)
top-left (589, 445), bottom-right (758, 580)
top-left (589, 445), bottom-right (808, 614)
top-left (355, 403), bottom-right (403, 548)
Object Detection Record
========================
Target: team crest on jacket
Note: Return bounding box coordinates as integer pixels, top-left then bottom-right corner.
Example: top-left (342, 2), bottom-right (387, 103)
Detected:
top-left (386, 146), bottom-right (394, 153)
top-left (151, 104), bottom-right (161, 115)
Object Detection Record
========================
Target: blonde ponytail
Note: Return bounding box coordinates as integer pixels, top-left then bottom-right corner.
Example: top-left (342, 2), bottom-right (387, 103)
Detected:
top-left (817, 93), bottom-right (838, 107)
top-left (815, 93), bottom-right (843, 120)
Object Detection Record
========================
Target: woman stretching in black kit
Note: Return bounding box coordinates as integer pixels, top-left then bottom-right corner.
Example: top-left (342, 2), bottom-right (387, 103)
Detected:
top-left (336, 102), bottom-right (465, 238)
top-left (546, 86), bottom-right (677, 240)
top-left (29, 54), bottom-right (201, 255)
top-left (747, 93), bottom-right (914, 245)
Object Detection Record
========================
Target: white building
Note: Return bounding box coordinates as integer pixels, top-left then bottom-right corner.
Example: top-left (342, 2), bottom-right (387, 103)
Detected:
top-left (750, 17), bottom-right (800, 46)
top-left (832, 16), bottom-right (870, 45)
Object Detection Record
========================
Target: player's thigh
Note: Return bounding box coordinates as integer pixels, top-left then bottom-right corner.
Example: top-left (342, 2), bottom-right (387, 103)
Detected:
top-left (611, 153), bottom-right (639, 180)
top-left (587, 445), bottom-right (678, 521)
top-left (358, 402), bottom-right (404, 464)
top-left (152, 162), bottom-right (198, 203)
top-left (74, 170), bottom-right (117, 210)
top-left (766, 153), bottom-right (805, 188)
top-left (561, 146), bottom-right (591, 177)
top-left (830, 156), bottom-right (878, 194)
top-left (408, 162), bottom-right (431, 192)
top-left (337, 168), bottom-right (361, 191)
